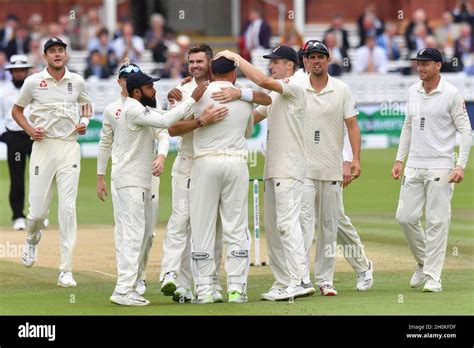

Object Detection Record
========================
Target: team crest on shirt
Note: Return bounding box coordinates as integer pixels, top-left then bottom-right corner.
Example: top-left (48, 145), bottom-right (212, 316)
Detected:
top-left (39, 80), bottom-right (48, 89)
top-left (143, 107), bottom-right (151, 115)
top-left (114, 108), bottom-right (122, 119)
top-left (283, 78), bottom-right (290, 84)
top-left (67, 82), bottom-right (73, 94)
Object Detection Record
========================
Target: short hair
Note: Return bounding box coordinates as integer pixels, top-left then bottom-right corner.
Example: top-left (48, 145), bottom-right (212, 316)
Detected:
top-left (283, 58), bottom-right (299, 73)
top-left (188, 43), bottom-right (213, 60)
top-left (97, 27), bottom-right (109, 37)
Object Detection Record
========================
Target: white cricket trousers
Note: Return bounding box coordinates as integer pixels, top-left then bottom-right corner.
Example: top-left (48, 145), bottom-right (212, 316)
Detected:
top-left (264, 178), bottom-right (309, 288)
top-left (300, 180), bottom-right (369, 279)
top-left (300, 179), bottom-right (340, 286)
top-left (189, 157), bottom-right (250, 297)
top-left (396, 168), bottom-right (454, 282)
top-left (160, 155), bottom-right (222, 290)
top-left (26, 139), bottom-right (80, 272)
top-left (113, 186), bottom-right (152, 295)
top-left (111, 175), bottom-right (158, 284)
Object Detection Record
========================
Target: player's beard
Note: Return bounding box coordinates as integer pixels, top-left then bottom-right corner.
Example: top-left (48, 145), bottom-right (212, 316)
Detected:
top-left (12, 79), bottom-right (25, 88)
top-left (140, 94), bottom-right (157, 108)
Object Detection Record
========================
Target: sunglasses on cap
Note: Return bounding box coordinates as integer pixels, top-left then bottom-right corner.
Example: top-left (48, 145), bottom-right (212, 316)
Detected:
top-left (119, 64), bottom-right (141, 76)
top-left (303, 41), bottom-right (329, 55)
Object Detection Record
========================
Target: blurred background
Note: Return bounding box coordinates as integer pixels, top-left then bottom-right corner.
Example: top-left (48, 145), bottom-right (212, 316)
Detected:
top-left (0, 0), bottom-right (473, 155)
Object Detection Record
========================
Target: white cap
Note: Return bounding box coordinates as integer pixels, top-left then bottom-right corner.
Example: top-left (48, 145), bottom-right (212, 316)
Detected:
top-left (5, 54), bottom-right (33, 70)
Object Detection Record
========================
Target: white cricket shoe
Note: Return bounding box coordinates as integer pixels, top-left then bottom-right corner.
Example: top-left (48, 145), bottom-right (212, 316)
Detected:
top-left (356, 260), bottom-right (374, 291)
top-left (57, 271), bottom-right (77, 287)
top-left (110, 291), bottom-right (150, 306)
top-left (319, 283), bottom-right (338, 296)
top-left (21, 231), bottom-right (42, 268)
top-left (261, 287), bottom-right (286, 301)
top-left (191, 293), bottom-right (215, 304)
top-left (212, 290), bottom-right (224, 303)
top-left (270, 283), bottom-right (315, 301)
top-left (161, 272), bottom-right (177, 296)
top-left (13, 218), bottom-right (26, 231)
top-left (136, 280), bottom-right (147, 296)
top-left (423, 277), bottom-right (442, 293)
top-left (410, 264), bottom-right (427, 288)
top-left (173, 287), bottom-right (193, 302)
top-left (228, 290), bottom-right (248, 303)
top-left (43, 218), bottom-right (49, 228)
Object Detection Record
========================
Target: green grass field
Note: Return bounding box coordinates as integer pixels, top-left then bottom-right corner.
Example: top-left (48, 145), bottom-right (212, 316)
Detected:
top-left (0, 148), bottom-right (473, 315)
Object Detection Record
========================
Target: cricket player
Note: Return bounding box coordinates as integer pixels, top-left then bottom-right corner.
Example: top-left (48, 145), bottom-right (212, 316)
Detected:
top-left (12, 38), bottom-right (92, 287)
top-left (96, 63), bottom-right (169, 296)
top-left (0, 55), bottom-right (33, 231)
top-left (161, 44), bottom-right (271, 302)
top-left (216, 46), bottom-right (315, 301)
top-left (391, 48), bottom-right (472, 292)
top-left (109, 72), bottom-right (207, 306)
top-left (160, 44), bottom-right (229, 302)
top-left (299, 41), bottom-right (361, 296)
top-left (189, 57), bottom-right (255, 304)
top-left (295, 42), bottom-right (374, 292)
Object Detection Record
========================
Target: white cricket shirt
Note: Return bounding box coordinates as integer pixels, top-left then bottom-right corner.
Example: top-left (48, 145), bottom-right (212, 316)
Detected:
top-left (15, 67), bottom-right (91, 140)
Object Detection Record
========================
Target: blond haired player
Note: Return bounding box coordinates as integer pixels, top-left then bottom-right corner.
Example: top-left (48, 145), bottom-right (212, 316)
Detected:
top-left (12, 38), bottom-right (92, 287)
top-left (96, 63), bottom-right (169, 296)
top-left (216, 46), bottom-right (315, 301)
top-left (392, 48), bottom-right (472, 292)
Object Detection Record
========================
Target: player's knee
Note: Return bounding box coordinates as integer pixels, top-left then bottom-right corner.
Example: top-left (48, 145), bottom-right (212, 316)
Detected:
top-left (396, 211), bottom-right (419, 226)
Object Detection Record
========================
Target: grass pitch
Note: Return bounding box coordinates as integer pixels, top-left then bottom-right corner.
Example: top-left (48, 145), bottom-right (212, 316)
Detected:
top-left (0, 148), bottom-right (473, 315)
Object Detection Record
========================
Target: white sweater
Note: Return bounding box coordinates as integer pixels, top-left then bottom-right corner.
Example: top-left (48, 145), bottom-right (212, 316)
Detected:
top-left (396, 77), bottom-right (472, 169)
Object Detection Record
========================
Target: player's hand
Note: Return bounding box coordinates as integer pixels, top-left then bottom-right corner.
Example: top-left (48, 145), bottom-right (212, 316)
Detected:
top-left (28, 127), bottom-right (45, 141)
top-left (97, 177), bottom-right (108, 202)
top-left (181, 76), bottom-right (193, 86)
top-left (448, 165), bottom-right (464, 183)
top-left (152, 155), bottom-right (166, 176)
top-left (391, 161), bottom-right (403, 180)
top-left (191, 81), bottom-right (209, 102)
top-left (351, 159), bottom-right (361, 180)
top-left (200, 104), bottom-right (229, 125)
top-left (167, 88), bottom-right (183, 103)
top-left (76, 123), bottom-right (87, 135)
top-left (211, 87), bottom-right (241, 103)
top-left (214, 50), bottom-right (240, 62)
top-left (342, 161), bottom-right (352, 188)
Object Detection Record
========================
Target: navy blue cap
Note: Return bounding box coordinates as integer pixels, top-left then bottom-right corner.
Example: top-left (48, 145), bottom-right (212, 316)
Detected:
top-left (211, 57), bottom-right (236, 74)
top-left (303, 40), bottom-right (330, 57)
top-left (126, 72), bottom-right (160, 91)
top-left (263, 45), bottom-right (299, 64)
top-left (410, 48), bottom-right (443, 63)
top-left (43, 37), bottom-right (67, 53)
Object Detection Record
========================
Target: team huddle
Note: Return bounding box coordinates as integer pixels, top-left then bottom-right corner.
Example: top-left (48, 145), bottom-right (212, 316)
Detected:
top-left (8, 37), bottom-right (471, 306)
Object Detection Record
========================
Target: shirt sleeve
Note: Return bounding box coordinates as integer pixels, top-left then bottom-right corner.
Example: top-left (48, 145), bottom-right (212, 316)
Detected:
top-left (342, 126), bottom-right (353, 162)
top-left (450, 92), bottom-right (472, 169)
top-left (343, 85), bottom-right (359, 119)
top-left (396, 94), bottom-right (412, 163)
top-left (97, 112), bottom-right (113, 175)
top-left (280, 78), bottom-right (303, 101)
top-left (129, 97), bottom-right (196, 128)
top-left (15, 77), bottom-right (34, 108)
top-left (156, 128), bottom-right (170, 157)
top-left (77, 78), bottom-right (93, 104)
top-left (255, 104), bottom-right (268, 119)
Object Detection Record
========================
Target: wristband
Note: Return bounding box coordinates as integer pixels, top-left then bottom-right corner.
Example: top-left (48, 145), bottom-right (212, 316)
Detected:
top-left (240, 88), bottom-right (253, 102)
top-left (80, 117), bottom-right (90, 127)
top-left (196, 118), bottom-right (204, 127)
